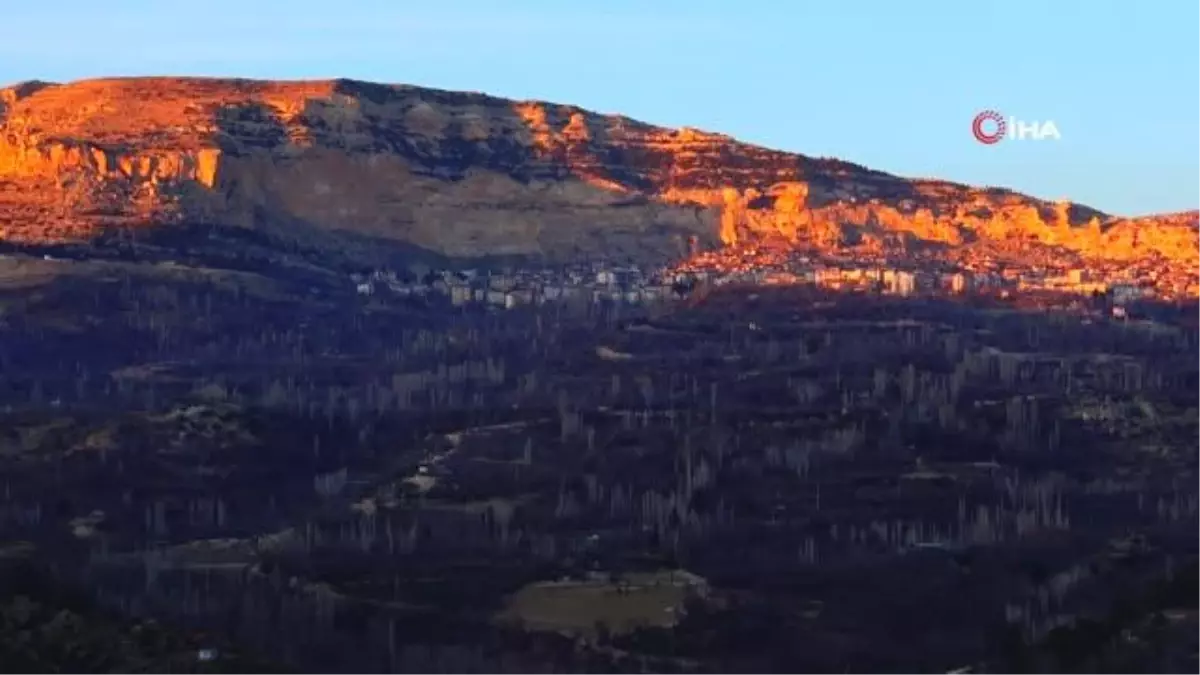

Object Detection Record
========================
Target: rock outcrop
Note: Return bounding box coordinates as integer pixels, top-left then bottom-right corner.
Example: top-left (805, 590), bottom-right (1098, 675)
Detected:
top-left (1, 77), bottom-right (1195, 269)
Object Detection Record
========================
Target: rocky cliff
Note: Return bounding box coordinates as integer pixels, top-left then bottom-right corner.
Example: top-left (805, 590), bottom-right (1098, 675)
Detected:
top-left (1, 77), bottom-right (1196, 269)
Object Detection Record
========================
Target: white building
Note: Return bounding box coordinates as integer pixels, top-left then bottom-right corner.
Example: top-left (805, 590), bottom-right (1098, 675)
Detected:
top-left (450, 285), bottom-right (473, 305)
top-left (949, 272), bottom-right (970, 294)
top-left (884, 271), bottom-right (915, 296)
top-left (505, 289), bottom-right (533, 309)
top-left (1111, 284), bottom-right (1143, 305)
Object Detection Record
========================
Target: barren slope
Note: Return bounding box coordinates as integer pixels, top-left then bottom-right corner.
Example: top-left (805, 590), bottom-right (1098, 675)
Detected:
top-left (0, 77), bottom-right (1195, 268)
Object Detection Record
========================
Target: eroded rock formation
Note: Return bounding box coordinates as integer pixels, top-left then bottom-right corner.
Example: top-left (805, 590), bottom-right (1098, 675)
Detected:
top-left (0, 77), bottom-right (1195, 268)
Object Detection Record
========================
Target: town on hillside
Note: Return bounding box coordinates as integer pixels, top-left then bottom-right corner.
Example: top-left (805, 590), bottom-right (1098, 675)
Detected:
top-left (349, 240), bottom-right (1193, 319)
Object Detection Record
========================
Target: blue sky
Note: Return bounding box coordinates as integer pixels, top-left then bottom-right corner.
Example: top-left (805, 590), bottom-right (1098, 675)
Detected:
top-left (3, 0), bottom-right (1197, 216)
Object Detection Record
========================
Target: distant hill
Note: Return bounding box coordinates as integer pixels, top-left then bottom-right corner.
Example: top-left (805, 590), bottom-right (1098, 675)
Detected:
top-left (0, 77), bottom-right (1195, 270)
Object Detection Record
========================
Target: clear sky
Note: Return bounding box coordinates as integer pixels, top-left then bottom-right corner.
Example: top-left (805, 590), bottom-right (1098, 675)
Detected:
top-left (3, 0), bottom-right (1197, 216)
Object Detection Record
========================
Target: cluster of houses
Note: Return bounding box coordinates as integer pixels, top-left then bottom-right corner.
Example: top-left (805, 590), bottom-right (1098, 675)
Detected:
top-left (668, 246), bottom-right (1001, 297)
top-left (670, 243), bottom-right (1166, 306)
top-left (1026, 268), bottom-right (1126, 298)
top-left (349, 245), bottom-right (1167, 313)
top-left (351, 264), bottom-right (683, 309)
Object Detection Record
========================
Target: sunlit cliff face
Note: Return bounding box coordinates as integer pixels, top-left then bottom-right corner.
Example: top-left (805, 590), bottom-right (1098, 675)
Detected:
top-left (0, 77), bottom-right (1196, 270)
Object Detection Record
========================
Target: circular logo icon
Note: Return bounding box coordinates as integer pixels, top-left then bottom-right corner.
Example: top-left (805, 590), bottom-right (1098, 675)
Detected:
top-left (972, 110), bottom-right (1006, 144)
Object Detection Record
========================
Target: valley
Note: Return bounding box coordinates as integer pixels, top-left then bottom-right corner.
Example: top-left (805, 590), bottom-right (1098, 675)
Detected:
top-left (0, 232), bottom-right (1194, 672)
top-left (0, 75), bottom-right (1195, 673)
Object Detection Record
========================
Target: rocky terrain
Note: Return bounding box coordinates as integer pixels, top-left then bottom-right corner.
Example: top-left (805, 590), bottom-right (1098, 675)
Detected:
top-left (0, 263), bottom-right (1194, 671)
top-left (1, 77), bottom-right (1196, 269)
top-left (0, 75), bottom-right (1196, 673)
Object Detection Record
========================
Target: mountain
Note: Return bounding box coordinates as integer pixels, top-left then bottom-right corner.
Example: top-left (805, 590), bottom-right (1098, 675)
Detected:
top-left (1, 76), bottom-right (1196, 272)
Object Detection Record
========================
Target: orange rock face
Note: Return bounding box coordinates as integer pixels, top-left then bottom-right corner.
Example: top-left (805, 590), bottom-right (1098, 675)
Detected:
top-left (0, 77), bottom-right (1195, 272)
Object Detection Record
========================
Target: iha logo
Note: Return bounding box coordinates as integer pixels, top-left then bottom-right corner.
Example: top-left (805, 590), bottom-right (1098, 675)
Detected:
top-left (972, 110), bottom-right (1061, 144)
